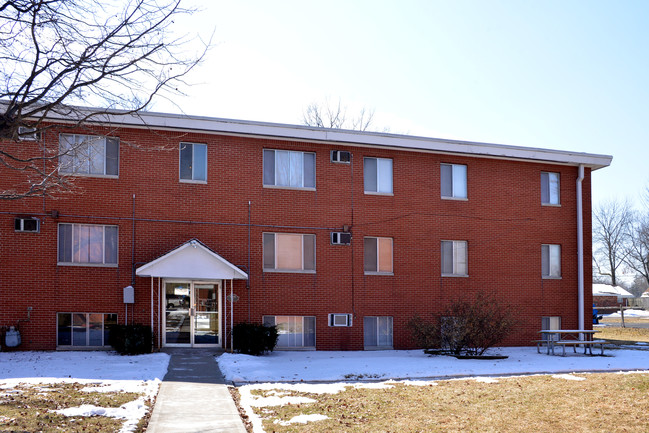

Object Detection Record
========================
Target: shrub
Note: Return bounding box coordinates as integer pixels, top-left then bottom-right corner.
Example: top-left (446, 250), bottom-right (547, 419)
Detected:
top-left (408, 292), bottom-right (516, 356)
top-left (232, 322), bottom-right (278, 356)
top-left (108, 324), bottom-right (153, 355)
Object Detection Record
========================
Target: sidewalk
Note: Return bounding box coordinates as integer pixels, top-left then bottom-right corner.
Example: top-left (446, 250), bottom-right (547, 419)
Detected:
top-left (146, 348), bottom-right (247, 433)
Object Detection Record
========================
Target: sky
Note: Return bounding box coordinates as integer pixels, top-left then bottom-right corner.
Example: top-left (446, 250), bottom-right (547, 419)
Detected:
top-left (152, 0), bottom-right (649, 211)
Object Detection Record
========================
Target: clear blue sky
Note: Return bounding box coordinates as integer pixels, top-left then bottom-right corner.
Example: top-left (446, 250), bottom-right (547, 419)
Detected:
top-left (154, 0), bottom-right (649, 210)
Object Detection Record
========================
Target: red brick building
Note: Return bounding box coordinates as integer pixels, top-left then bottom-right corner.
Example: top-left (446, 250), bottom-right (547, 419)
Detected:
top-left (1, 110), bottom-right (612, 351)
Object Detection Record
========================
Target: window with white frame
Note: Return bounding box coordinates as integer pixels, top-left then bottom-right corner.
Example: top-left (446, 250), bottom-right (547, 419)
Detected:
top-left (58, 223), bottom-right (118, 265)
top-left (263, 233), bottom-right (316, 272)
top-left (541, 316), bottom-right (561, 341)
top-left (364, 157), bottom-right (393, 194)
top-left (542, 244), bottom-right (561, 278)
top-left (180, 142), bottom-right (207, 182)
top-left (441, 163), bottom-right (467, 199)
top-left (364, 316), bottom-right (393, 349)
top-left (441, 240), bottom-right (468, 276)
top-left (541, 172), bottom-right (560, 205)
top-left (14, 217), bottom-right (39, 233)
top-left (263, 149), bottom-right (315, 189)
top-left (57, 313), bottom-right (117, 347)
top-left (263, 315), bottom-right (316, 349)
top-left (59, 134), bottom-right (119, 176)
top-left (364, 237), bottom-right (393, 274)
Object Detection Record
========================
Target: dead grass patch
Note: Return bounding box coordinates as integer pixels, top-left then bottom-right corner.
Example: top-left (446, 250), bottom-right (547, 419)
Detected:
top-left (239, 372), bottom-right (649, 432)
top-left (0, 382), bottom-right (144, 432)
top-left (597, 326), bottom-right (649, 343)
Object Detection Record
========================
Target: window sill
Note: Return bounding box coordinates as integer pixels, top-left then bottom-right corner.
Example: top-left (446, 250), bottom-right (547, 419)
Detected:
top-left (58, 262), bottom-right (118, 268)
top-left (263, 269), bottom-right (316, 274)
top-left (441, 196), bottom-right (468, 201)
top-left (58, 172), bottom-right (119, 179)
top-left (542, 276), bottom-right (562, 280)
top-left (364, 191), bottom-right (394, 196)
top-left (179, 179), bottom-right (207, 184)
top-left (442, 273), bottom-right (469, 278)
top-left (541, 203), bottom-right (561, 207)
top-left (263, 185), bottom-right (316, 191)
top-left (364, 272), bottom-right (394, 276)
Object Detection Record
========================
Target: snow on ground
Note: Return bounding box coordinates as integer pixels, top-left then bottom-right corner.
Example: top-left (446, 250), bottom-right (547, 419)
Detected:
top-left (0, 351), bottom-right (169, 433)
top-left (223, 347), bottom-right (649, 433)
top-left (217, 347), bottom-right (649, 383)
top-left (605, 309), bottom-right (649, 318)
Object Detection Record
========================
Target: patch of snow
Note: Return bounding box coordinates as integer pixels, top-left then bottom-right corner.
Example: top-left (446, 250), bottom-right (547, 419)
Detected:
top-left (552, 374), bottom-right (586, 381)
top-left (475, 377), bottom-right (499, 383)
top-left (274, 413), bottom-right (328, 425)
top-left (0, 351), bottom-right (169, 433)
top-left (605, 309), bottom-right (649, 318)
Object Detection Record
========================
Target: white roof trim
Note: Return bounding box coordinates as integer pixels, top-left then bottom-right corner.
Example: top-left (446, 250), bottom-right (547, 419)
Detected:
top-left (136, 239), bottom-right (248, 280)
top-left (48, 106), bottom-right (612, 170)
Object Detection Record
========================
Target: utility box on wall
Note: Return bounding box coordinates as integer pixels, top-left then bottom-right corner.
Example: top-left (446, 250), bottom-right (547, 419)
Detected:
top-left (123, 285), bottom-right (135, 304)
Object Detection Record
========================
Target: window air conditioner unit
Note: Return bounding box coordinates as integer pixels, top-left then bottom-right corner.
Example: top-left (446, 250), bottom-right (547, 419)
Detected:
top-left (14, 217), bottom-right (39, 233)
top-left (331, 150), bottom-right (351, 164)
top-left (329, 313), bottom-right (353, 327)
top-left (331, 232), bottom-right (352, 245)
top-left (17, 126), bottom-right (40, 141)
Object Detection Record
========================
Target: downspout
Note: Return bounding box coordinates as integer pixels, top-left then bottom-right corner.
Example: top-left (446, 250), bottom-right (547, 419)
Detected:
top-left (576, 164), bottom-right (585, 335)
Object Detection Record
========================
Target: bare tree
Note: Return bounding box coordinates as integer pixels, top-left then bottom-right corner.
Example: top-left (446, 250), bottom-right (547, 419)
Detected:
top-left (302, 98), bottom-right (376, 131)
top-left (0, 0), bottom-right (207, 199)
top-left (592, 199), bottom-right (633, 286)
top-left (625, 215), bottom-right (649, 287)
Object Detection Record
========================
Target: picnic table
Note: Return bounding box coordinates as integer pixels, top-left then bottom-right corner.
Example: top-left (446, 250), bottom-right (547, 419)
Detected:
top-left (537, 330), bottom-right (610, 356)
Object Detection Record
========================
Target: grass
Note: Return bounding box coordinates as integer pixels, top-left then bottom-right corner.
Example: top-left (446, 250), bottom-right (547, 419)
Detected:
top-left (0, 382), bottom-right (146, 432)
top-left (596, 326), bottom-right (649, 343)
top-left (241, 372), bottom-right (649, 432)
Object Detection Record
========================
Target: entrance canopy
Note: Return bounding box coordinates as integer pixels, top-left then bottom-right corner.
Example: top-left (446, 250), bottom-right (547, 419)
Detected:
top-left (136, 239), bottom-right (248, 280)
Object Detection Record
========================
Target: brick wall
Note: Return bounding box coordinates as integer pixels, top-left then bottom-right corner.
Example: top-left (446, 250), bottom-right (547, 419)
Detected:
top-left (0, 123), bottom-right (594, 350)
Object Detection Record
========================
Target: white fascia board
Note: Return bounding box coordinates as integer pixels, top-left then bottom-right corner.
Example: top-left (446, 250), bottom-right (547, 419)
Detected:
top-left (55, 107), bottom-right (614, 170)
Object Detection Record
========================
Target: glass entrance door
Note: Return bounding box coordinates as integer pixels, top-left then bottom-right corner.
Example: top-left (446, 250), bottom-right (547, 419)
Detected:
top-left (164, 281), bottom-right (221, 347)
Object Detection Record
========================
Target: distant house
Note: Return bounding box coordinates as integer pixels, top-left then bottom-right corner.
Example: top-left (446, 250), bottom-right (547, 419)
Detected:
top-left (1, 108), bottom-right (612, 351)
top-left (592, 284), bottom-right (634, 308)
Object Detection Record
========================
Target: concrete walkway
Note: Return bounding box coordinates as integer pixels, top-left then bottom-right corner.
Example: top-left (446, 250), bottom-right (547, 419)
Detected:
top-left (146, 348), bottom-right (247, 433)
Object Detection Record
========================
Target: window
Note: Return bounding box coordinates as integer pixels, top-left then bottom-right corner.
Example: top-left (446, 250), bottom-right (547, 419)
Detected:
top-left (441, 163), bottom-right (467, 199)
top-left (57, 313), bottom-right (117, 347)
top-left (364, 237), bottom-right (393, 274)
top-left (364, 157), bottom-right (393, 194)
top-left (263, 233), bottom-right (315, 272)
top-left (59, 134), bottom-right (119, 176)
top-left (14, 217), bottom-right (39, 233)
top-left (441, 240), bottom-right (468, 276)
top-left (180, 142), bottom-right (207, 182)
top-left (541, 316), bottom-right (561, 341)
top-left (542, 244), bottom-right (561, 278)
top-left (263, 149), bottom-right (315, 189)
top-left (541, 172), bottom-right (560, 205)
top-left (329, 314), bottom-right (353, 327)
top-left (58, 223), bottom-right (118, 266)
top-left (263, 316), bottom-right (315, 349)
top-left (364, 316), bottom-right (393, 349)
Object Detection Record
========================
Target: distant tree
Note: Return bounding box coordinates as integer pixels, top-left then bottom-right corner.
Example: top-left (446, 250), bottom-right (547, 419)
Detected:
top-left (0, 0), bottom-right (206, 199)
top-left (593, 200), bottom-right (634, 286)
top-left (625, 215), bottom-right (649, 288)
top-left (302, 98), bottom-right (377, 131)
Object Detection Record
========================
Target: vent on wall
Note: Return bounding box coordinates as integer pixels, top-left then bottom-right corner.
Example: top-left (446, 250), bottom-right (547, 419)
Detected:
top-left (17, 127), bottom-right (40, 141)
top-left (331, 150), bottom-right (351, 164)
top-left (329, 313), bottom-right (353, 327)
top-left (331, 232), bottom-right (352, 245)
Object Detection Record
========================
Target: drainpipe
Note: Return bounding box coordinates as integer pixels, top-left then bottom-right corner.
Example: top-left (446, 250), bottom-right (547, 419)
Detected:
top-left (576, 164), bottom-right (585, 335)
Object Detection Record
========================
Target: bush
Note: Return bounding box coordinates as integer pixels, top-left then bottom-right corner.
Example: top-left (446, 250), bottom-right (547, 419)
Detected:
top-left (108, 324), bottom-right (153, 355)
top-left (232, 322), bottom-right (278, 356)
top-left (408, 293), bottom-right (516, 356)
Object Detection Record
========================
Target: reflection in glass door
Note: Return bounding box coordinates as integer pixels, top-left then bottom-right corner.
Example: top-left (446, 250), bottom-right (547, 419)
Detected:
top-left (164, 281), bottom-right (221, 347)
